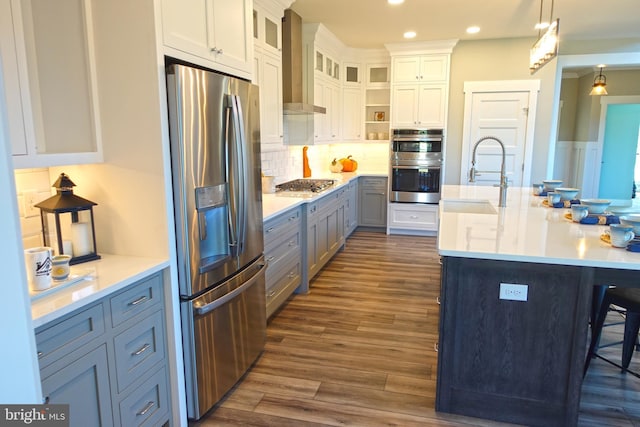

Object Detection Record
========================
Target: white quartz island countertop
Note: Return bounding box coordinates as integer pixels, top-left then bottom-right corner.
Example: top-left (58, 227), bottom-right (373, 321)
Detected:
top-left (438, 185), bottom-right (640, 271)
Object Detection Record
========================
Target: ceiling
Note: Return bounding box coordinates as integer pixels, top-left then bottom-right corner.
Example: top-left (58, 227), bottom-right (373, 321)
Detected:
top-left (290, 0), bottom-right (640, 49)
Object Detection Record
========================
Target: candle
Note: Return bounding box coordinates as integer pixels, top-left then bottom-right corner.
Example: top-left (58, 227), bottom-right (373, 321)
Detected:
top-left (70, 222), bottom-right (91, 257)
top-left (62, 239), bottom-right (73, 257)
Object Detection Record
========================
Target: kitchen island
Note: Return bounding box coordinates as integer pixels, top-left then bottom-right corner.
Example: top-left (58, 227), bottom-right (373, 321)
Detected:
top-left (436, 185), bottom-right (640, 427)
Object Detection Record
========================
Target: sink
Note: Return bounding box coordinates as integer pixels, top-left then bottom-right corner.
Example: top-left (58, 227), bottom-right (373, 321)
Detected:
top-left (441, 199), bottom-right (497, 215)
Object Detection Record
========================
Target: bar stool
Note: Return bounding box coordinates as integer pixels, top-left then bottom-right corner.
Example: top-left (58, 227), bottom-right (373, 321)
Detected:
top-left (584, 286), bottom-right (640, 377)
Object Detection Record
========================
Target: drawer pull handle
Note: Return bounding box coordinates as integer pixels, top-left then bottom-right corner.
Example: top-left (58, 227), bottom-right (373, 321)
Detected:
top-left (434, 342), bottom-right (439, 353)
top-left (288, 271), bottom-right (295, 278)
top-left (289, 216), bottom-right (296, 221)
top-left (132, 343), bottom-right (151, 356)
top-left (37, 351), bottom-right (43, 359)
top-left (288, 240), bottom-right (295, 246)
top-left (136, 401), bottom-right (155, 416)
top-left (267, 290), bottom-right (276, 297)
top-left (267, 256), bottom-right (275, 262)
top-left (266, 227), bottom-right (275, 233)
top-left (436, 296), bottom-right (440, 305)
top-left (128, 295), bottom-right (148, 306)
top-left (410, 215), bottom-right (418, 219)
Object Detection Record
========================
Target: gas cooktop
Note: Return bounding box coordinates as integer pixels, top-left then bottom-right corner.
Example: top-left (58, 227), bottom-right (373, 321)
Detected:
top-left (275, 179), bottom-right (335, 193)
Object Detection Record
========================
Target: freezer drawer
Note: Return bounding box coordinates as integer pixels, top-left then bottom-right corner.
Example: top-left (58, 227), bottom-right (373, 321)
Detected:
top-left (182, 256), bottom-right (266, 420)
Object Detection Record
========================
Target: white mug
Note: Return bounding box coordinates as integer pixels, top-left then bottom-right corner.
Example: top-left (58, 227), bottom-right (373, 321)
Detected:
top-left (24, 247), bottom-right (53, 291)
top-left (608, 224), bottom-right (635, 248)
top-left (571, 204), bottom-right (589, 222)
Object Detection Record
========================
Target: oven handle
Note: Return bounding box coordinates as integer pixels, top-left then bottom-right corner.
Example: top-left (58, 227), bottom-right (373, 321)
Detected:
top-left (392, 137), bottom-right (443, 142)
top-left (392, 165), bottom-right (441, 170)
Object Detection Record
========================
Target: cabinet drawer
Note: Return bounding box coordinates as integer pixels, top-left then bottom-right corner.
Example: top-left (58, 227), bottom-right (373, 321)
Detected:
top-left (113, 309), bottom-right (166, 393)
top-left (110, 274), bottom-right (163, 327)
top-left (264, 208), bottom-right (301, 246)
top-left (118, 366), bottom-right (169, 427)
top-left (318, 191), bottom-right (340, 213)
top-left (266, 251), bottom-right (301, 292)
top-left (36, 304), bottom-right (105, 369)
top-left (360, 177), bottom-right (387, 191)
top-left (266, 259), bottom-right (301, 318)
top-left (265, 230), bottom-right (300, 270)
top-left (389, 205), bottom-right (438, 229)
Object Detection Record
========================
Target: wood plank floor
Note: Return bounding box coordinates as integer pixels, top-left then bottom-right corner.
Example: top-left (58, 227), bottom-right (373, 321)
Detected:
top-left (192, 231), bottom-right (640, 426)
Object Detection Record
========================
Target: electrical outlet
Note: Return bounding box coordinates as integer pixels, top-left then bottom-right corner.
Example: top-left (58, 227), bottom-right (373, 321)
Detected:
top-left (22, 190), bottom-right (39, 217)
top-left (499, 283), bottom-right (528, 301)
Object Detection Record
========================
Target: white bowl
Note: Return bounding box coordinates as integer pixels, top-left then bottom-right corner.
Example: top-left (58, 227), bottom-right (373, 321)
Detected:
top-left (554, 187), bottom-right (579, 201)
top-left (580, 199), bottom-right (610, 214)
top-left (619, 214), bottom-right (640, 234)
top-left (542, 180), bottom-right (563, 191)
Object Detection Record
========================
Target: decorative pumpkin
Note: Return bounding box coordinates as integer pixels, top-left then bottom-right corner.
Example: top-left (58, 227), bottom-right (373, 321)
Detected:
top-left (330, 158), bottom-right (343, 173)
top-left (339, 155), bottom-right (358, 172)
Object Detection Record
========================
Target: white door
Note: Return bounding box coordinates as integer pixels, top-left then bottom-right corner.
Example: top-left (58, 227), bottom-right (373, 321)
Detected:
top-left (460, 81), bottom-right (540, 187)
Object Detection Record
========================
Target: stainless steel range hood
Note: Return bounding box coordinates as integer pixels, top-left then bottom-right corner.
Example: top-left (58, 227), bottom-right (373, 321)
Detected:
top-left (282, 9), bottom-right (326, 115)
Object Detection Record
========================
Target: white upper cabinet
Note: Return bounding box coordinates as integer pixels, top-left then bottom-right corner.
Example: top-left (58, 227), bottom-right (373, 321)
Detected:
top-left (161, 0), bottom-right (253, 79)
top-left (387, 41), bottom-right (457, 130)
top-left (342, 87), bottom-right (362, 140)
top-left (6, 0), bottom-right (103, 168)
top-left (253, 0), bottom-right (291, 150)
top-left (253, 1), bottom-right (283, 56)
top-left (343, 62), bottom-right (362, 87)
top-left (0, 0), bottom-right (27, 157)
top-left (392, 54), bottom-right (448, 83)
top-left (254, 48), bottom-right (283, 147)
top-left (391, 84), bottom-right (446, 128)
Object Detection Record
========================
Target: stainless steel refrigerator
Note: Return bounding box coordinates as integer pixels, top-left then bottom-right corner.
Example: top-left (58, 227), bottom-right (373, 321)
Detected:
top-left (166, 63), bottom-right (266, 420)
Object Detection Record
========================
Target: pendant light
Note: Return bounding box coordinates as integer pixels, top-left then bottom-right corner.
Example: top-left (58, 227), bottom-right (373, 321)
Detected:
top-left (589, 66), bottom-right (608, 96)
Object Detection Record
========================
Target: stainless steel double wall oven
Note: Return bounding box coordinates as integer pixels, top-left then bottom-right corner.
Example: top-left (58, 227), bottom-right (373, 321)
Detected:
top-left (390, 129), bottom-right (443, 204)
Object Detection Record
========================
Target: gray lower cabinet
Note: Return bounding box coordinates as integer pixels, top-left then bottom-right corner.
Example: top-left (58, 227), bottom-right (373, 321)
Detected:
top-left (41, 344), bottom-right (114, 426)
top-left (264, 206), bottom-right (302, 318)
top-left (305, 189), bottom-right (346, 288)
top-left (36, 273), bottom-right (171, 427)
top-left (358, 177), bottom-right (388, 228)
top-left (345, 179), bottom-right (358, 237)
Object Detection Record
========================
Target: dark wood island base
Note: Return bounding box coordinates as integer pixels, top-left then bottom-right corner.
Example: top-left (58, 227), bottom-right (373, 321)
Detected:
top-left (436, 256), bottom-right (600, 427)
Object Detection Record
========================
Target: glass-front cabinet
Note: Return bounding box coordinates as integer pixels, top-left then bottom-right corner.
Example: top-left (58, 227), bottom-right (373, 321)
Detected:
top-left (367, 63), bottom-right (390, 86)
top-left (252, 2), bottom-right (281, 56)
top-left (343, 62), bottom-right (362, 87)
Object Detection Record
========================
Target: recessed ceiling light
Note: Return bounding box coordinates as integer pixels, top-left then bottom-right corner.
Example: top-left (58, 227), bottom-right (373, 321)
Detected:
top-left (403, 31), bottom-right (416, 39)
top-left (388, 0), bottom-right (404, 4)
top-left (466, 26), bottom-right (480, 34)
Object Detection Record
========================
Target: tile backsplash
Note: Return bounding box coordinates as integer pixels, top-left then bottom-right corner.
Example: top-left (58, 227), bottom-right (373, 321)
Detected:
top-left (261, 142), bottom-right (389, 185)
top-left (14, 168), bottom-right (52, 250)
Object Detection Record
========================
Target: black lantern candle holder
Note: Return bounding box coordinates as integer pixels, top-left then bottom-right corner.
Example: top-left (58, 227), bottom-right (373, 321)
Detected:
top-left (35, 173), bottom-right (100, 265)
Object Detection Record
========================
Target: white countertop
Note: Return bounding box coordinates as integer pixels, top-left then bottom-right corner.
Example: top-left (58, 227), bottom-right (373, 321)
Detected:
top-left (438, 185), bottom-right (640, 270)
top-left (31, 254), bottom-right (169, 328)
top-left (262, 170), bottom-right (387, 221)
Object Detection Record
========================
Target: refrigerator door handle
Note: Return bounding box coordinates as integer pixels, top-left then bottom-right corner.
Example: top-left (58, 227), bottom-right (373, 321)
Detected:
top-left (193, 262), bottom-right (266, 316)
top-left (228, 94), bottom-right (247, 257)
top-left (224, 104), bottom-right (239, 253)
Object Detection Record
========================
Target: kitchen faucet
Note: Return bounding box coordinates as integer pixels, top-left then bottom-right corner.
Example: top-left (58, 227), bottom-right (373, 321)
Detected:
top-left (468, 136), bottom-right (508, 207)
